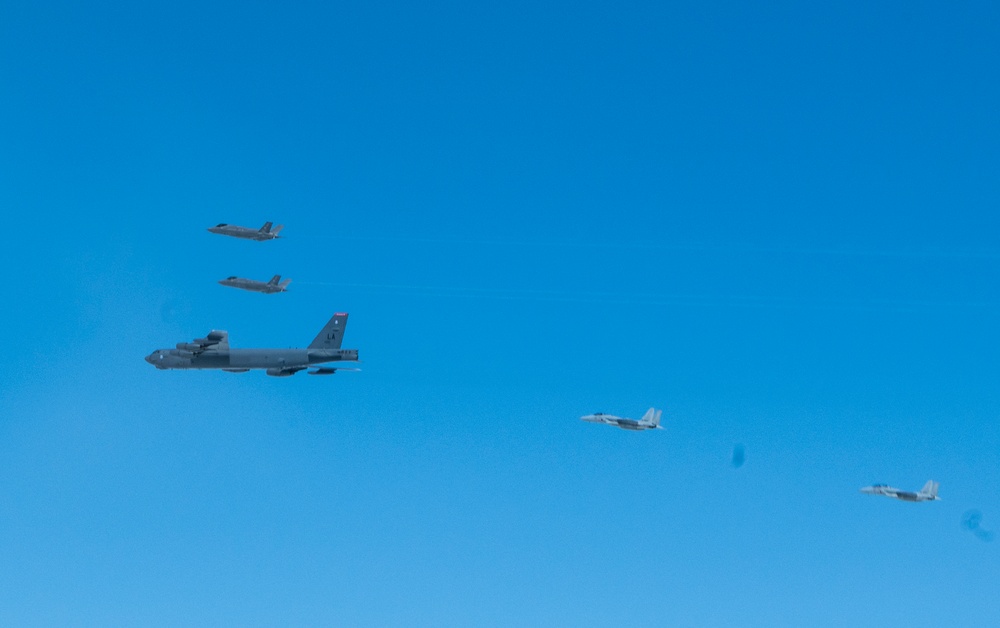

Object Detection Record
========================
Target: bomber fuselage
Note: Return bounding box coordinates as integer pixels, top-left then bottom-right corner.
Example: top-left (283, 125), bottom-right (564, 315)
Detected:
top-left (145, 348), bottom-right (358, 371)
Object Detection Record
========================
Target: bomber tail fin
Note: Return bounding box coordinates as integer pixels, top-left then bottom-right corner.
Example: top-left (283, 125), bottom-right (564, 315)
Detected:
top-left (309, 313), bottom-right (349, 349)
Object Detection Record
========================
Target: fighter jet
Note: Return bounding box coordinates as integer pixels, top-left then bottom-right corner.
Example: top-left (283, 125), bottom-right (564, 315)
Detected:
top-left (580, 408), bottom-right (663, 431)
top-left (860, 480), bottom-right (941, 502)
top-left (207, 221), bottom-right (283, 241)
top-left (219, 274), bottom-right (291, 294)
top-left (145, 313), bottom-right (359, 377)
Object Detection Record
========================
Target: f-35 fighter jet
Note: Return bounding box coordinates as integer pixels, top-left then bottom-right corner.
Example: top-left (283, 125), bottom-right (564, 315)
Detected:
top-left (219, 274), bottom-right (291, 294)
top-left (860, 480), bottom-right (941, 502)
top-left (580, 407), bottom-right (663, 431)
top-left (145, 313), bottom-right (359, 377)
top-left (207, 221), bottom-right (283, 241)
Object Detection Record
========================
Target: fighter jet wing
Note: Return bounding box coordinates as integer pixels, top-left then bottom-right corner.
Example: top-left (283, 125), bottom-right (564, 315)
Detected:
top-left (176, 330), bottom-right (229, 353)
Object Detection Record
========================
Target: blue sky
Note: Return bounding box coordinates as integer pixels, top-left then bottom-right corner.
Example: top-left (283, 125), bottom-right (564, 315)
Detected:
top-left (2, 1), bottom-right (999, 625)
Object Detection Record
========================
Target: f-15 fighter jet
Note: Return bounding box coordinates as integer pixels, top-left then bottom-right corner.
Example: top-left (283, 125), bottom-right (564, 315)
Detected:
top-left (219, 274), bottom-right (291, 294)
top-left (580, 408), bottom-right (663, 431)
top-left (860, 480), bottom-right (941, 502)
top-left (145, 313), bottom-right (359, 377)
top-left (207, 221), bottom-right (283, 241)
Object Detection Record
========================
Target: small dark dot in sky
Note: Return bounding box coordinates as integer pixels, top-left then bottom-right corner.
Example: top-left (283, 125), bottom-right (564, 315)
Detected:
top-left (961, 510), bottom-right (982, 531)
top-left (731, 444), bottom-right (745, 468)
top-left (962, 511), bottom-right (994, 541)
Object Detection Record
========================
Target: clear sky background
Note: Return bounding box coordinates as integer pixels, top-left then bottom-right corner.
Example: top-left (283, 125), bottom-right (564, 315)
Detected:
top-left (2, 1), bottom-right (999, 625)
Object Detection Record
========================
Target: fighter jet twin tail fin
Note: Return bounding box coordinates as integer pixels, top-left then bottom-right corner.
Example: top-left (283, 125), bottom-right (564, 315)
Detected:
top-left (267, 275), bottom-right (292, 289)
top-left (640, 407), bottom-right (664, 429)
top-left (920, 480), bottom-right (940, 499)
top-left (260, 221), bottom-right (284, 236)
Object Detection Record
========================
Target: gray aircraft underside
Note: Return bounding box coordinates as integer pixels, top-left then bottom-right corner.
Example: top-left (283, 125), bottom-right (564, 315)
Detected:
top-left (860, 480), bottom-right (940, 502)
top-left (207, 221), bottom-right (283, 241)
top-left (219, 274), bottom-right (291, 294)
top-left (145, 313), bottom-right (358, 377)
top-left (580, 408), bottom-right (663, 431)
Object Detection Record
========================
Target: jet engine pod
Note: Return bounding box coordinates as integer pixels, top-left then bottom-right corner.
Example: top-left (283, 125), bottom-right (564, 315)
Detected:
top-left (308, 368), bottom-right (337, 375)
top-left (176, 342), bottom-right (202, 351)
top-left (266, 367), bottom-right (295, 377)
top-left (170, 349), bottom-right (196, 359)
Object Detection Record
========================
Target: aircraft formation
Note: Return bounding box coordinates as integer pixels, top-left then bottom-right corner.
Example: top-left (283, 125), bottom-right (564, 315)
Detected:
top-left (210, 222), bottom-right (293, 292)
top-left (148, 221), bottom-right (358, 378)
top-left (149, 220), bottom-right (950, 509)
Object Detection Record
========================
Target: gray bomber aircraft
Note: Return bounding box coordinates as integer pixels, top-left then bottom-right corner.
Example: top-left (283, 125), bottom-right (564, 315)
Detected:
top-left (145, 313), bottom-right (359, 377)
top-left (580, 407), bottom-right (663, 431)
top-left (219, 274), bottom-right (291, 294)
top-left (860, 480), bottom-right (940, 503)
top-left (207, 221), bottom-right (283, 241)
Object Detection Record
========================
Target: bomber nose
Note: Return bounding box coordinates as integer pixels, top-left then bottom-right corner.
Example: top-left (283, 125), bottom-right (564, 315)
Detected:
top-left (145, 352), bottom-right (158, 364)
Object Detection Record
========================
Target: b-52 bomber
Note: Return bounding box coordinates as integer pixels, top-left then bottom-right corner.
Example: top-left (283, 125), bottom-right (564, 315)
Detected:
top-left (207, 221), bottom-right (283, 241)
top-left (860, 480), bottom-right (941, 503)
top-left (580, 408), bottom-right (663, 431)
top-left (145, 313), bottom-right (359, 377)
top-left (219, 274), bottom-right (291, 294)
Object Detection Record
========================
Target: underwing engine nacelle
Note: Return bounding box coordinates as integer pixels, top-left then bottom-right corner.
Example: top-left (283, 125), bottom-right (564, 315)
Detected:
top-left (308, 367), bottom-right (361, 375)
top-left (308, 368), bottom-right (338, 375)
